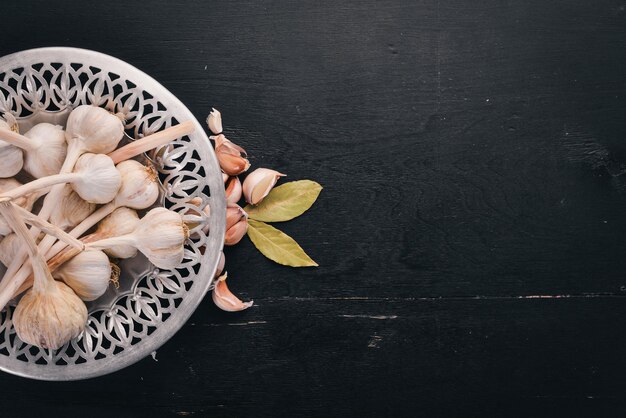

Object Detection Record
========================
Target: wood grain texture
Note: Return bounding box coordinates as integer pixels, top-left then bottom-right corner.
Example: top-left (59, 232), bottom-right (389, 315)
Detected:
top-left (1, 0), bottom-right (626, 416)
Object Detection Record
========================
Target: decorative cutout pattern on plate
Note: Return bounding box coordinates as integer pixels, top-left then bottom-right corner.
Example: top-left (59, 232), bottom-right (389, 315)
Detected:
top-left (0, 48), bottom-right (225, 380)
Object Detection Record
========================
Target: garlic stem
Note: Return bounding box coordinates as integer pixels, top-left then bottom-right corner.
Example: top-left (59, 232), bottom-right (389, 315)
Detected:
top-left (11, 204), bottom-right (84, 251)
top-left (108, 120), bottom-right (196, 164)
top-left (0, 128), bottom-right (36, 152)
top-left (0, 172), bottom-right (77, 202)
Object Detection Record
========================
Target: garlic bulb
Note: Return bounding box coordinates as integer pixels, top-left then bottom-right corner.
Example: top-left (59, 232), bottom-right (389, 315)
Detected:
top-left (0, 116), bottom-right (23, 178)
top-left (87, 207), bottom-right (188, 270)
top-left (225, 204), bottom-right (248, 246)
top-left (242, 168), bottom-right (285, 205)
top-left (212, 272), bottom-right (253, 312)
top-left (0, 233), bottom-right (20, 266)
top-left (0, 153), bottom-right (121, 204)
top-left (113, 160), bottom-right (160, 209)
top-left (0, 202), bottom-right (86, 349)
top-left (65, 105), bottom-right (124, 165)
top-left (50, 185), bottom-right (97, 231)
top-left (22, 123), bottom-right (67, 178)
top-left (53, 250), bottom-right (111, 301)
top-left (211, 134), bottom-right (250, 176)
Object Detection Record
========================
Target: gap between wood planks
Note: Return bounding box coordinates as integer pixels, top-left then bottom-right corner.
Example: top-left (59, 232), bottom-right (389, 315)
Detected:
top-left (257, 293), bottom-right (626, 302)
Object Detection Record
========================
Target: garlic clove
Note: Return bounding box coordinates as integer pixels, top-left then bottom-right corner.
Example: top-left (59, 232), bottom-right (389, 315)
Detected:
top-left (225, 204), bottom-right (248, 246)
top-left (212, 272), bottom-right (253, 312)
top-left (211, 134), bottom-right (250, 176)
top-left (53, 250), bottom-right (111, 301)
top-left (242, 168), bottom-right (286, 205)
top-left (222, 172), bottom-right (229, 183)
top-left (206, 108), bottom-right (223, 135)
top-left (22, 123), bottom-right (67, 178)
top-left (0, 233), bottom-right (20, 267)
top-left (225, 176), bottom-right (242, 205)
top-left (13, 280), bottom-right (87, 349)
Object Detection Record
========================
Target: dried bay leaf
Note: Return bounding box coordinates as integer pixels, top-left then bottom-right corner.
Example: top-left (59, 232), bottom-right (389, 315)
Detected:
top-left (244, 180), bottom-right (322, 222)
top-left (247, 219), bottom-right (318, 267)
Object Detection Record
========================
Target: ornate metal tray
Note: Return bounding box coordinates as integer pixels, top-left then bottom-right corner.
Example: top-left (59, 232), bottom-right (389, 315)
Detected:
top-left (0, 47), bottom-right (225, 380)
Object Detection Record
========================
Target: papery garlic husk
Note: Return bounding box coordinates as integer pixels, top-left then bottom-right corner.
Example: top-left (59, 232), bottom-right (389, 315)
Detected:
top-left (13, 281), bottom-right (87, 349)
top-left (65, 105), bottom-right (124, 155)
top-left (23, 123), bottom-right (67, 178)
top-left (0, 117), bottom-right (23, 178)
top-left (225, 204), bottom-right (248, 246)
top-left (96, 207), bottom-right (140, 259)
top-left (212, 272), bottom-right (253, 312)
top-left (53, 250), bottom-right (111, 301)
top-left (50, 185), bottom-right (97, 231)
top-left (225, 176), bottom-right (242, 205)
top-left (71, 153), bottom-right (122, 203)
top-left (113, 160), bottom-right (160, 209)
top-left (242, 168), bottom-right (286, 205)
top-left (211, 134), bottom-right (250, 176)
top-left (206, 108), bottom-right (223, 135)
top-left (0, 233), bottom-right (20, 266)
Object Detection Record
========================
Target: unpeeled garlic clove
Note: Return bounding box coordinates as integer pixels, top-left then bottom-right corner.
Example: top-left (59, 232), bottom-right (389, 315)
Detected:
top-left (212, 272), bottom-right (253, 312)
top-left (211, 134), bottom-right (250, 176)
top-left (225, 176), bottom-right (242, 205)
top-left (206, 108), bottom-right (223, 135)
top-left (225, 204), bottom-right (248, 246)
top-left (242, 168), bottom-right (286, 205)
top-left (0, 233), bottom-right (20, 266)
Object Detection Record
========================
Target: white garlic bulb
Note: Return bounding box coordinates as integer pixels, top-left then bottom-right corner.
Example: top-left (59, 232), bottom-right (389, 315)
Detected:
top-left (53, 250), bottom-right (111, 301)
top-left (87, 208), bottom-right (188, 270)
top-left (0, 117), bottom-right (23, 178)
top-left (65, 105), bottom-right (124, 156)
top-left (22, 123), bottom-right (67, 178)
top-left (50, 185), bottom-right (97, 231)
top-left (113, 160), bottom-right (160, 209)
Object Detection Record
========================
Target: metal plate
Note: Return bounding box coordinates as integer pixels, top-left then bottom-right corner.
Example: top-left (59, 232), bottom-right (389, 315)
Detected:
top-left (0, 47), bottom-right (226, 380)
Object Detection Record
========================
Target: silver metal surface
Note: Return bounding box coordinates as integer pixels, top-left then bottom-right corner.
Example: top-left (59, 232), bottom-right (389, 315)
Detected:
top-left (0, 47), bottom-right (226, 380)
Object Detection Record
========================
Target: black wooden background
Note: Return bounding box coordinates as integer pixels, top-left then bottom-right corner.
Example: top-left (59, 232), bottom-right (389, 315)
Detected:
top-left (1, 0), bottom-right (626, 416)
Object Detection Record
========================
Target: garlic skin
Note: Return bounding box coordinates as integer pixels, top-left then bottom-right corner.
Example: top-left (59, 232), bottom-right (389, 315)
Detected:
top-left (22, 123), bottom-right (67, 178)
top-left (211, 134), bottom-right (250, 176)
top-left (242, 168), bottom-right (286, 205)
top-left (96, 207), bottom-right (140, 259)
top-left (13, 281), bottom-right (87, 349)
top-left (0, 233), bottom-right (20, 266)
top-left (225, 204), bottom-right (248, 246)
top-left (53, 250), bottom-right (111, 301)
top-left (0, 118), bottom-right (23, 178)
top-left (206, 108), bottom-right (223, 135)
top-left (225, 176), bottom-right (242, 205)
top-left (113, 160), bottom-right (160, 209)
top-left (71, 153), bottom-right (122, 203)
top-left (50, 185), bottom-right (97, 231)
top-left (65, 105), bottom-right (124, 155)
top-left (212, 272), bottom-right (253, 312)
